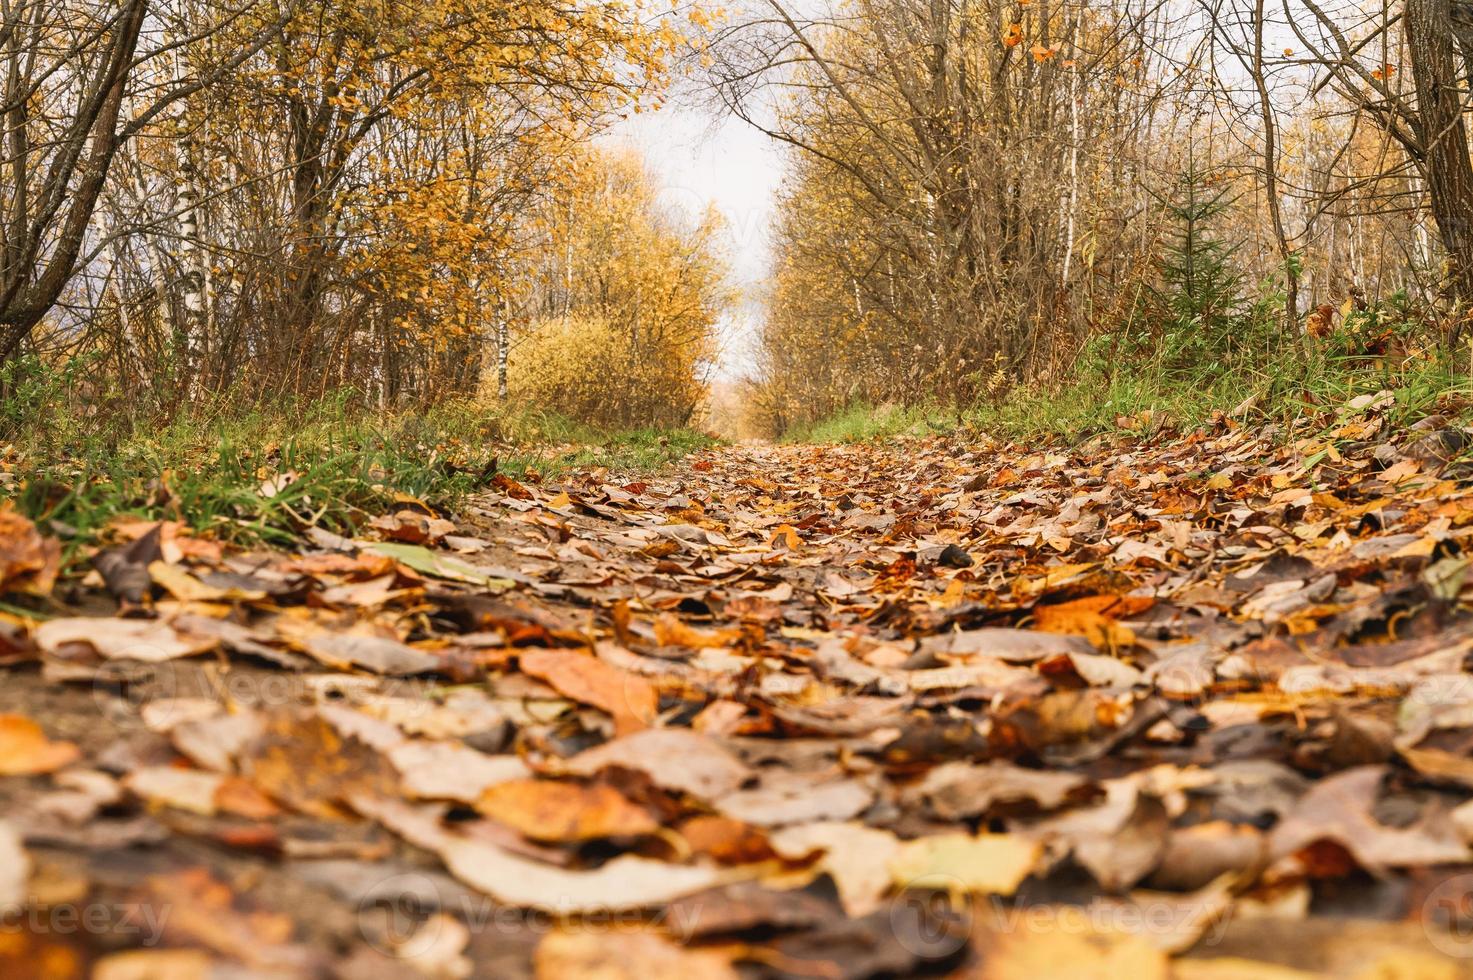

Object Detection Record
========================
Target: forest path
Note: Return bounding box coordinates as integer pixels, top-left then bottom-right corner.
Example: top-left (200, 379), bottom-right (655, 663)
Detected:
top-left (4, 427), bottom-right (1473, 974)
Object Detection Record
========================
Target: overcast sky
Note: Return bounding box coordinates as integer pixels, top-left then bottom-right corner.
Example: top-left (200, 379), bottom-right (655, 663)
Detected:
top-left (604, 104), bottom-right (786, 381)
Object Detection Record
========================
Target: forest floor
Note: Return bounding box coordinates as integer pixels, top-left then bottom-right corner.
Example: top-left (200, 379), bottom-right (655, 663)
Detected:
top-left (5, 414), bottom-right (1473, 977)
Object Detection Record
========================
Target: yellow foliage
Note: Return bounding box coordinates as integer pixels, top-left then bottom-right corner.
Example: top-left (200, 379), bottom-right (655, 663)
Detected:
top-left (502, 146), bottom-right (731, 428)
top-left (510, 314), bottom-right (706, 428)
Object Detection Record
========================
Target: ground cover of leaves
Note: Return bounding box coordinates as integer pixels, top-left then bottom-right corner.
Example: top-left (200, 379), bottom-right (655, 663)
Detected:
top-left (5, 409), bottom-right (1473, 977)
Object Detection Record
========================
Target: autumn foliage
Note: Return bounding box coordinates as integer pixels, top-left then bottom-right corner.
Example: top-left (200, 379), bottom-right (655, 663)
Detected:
top-left (3, 0), bottom-right (721, 430)
top-left (509, 149), bottom-right (730, 429)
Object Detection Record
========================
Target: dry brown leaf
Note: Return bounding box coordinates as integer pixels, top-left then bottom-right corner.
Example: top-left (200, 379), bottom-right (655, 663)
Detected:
top-left (559, 728), bottom-right (752, 800)
top-left (0, 509), bottom-right (59, 596)
top-left (358, 795), bottom-right (725, 912)
top-left (653, 614), bottom-right (743, 650)
top-left (33, 617), bottom-right (218, 662)
top-left (888, 832), bottom-right (1042, 896)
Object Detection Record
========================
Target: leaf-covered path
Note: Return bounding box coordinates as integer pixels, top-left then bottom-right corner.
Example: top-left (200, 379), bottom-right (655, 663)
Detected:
top-left (7, 423), bottom-right (1473, 976)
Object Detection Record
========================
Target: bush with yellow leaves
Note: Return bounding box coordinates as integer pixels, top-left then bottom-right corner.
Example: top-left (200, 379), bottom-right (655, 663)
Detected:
top-left (510, 313), bottom-right (710, 430)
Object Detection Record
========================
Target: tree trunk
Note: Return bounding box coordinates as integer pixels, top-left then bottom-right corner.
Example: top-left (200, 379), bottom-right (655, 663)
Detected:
top-left (1408, 0), bottom-right (1473, 306)
top-left (0, 0), bottom-right (147, 358)
top-left (497, 299), bottom-right (510, 400)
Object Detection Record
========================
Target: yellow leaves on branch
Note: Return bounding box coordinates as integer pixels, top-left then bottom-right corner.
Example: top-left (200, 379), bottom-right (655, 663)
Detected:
top-left (506, 146), bottom-right (732, 428)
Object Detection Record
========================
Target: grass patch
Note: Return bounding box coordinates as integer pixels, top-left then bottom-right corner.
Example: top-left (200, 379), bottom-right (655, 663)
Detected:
top-left (533, 427), bottom-right (717, 474)
top-left (786, 344), bottom-right (1473, 449)
top-left (967, 343), bottom-right (1472, 444)
top-left (2, 394), bottom-right (715, 553)
top-left (784, 402), bottom-right (961, 444)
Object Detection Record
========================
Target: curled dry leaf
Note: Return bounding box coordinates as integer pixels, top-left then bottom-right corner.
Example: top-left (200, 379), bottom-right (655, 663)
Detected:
top-left (1268, 766), bottom-right (1471, 871)
top-left (358, 795), bottom-right (724, 913)
top-left (0, 509), bottom-right (59, 596)
top-left (653, 614), bottom-right (744, 650)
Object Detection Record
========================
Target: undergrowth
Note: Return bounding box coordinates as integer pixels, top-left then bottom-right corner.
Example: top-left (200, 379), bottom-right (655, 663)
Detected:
top-left (788, 164), bottom-right (1473, 449)
top-left (0, 385), bottom-right (714, 551)
top-left (796, 307), bottom-right (1473, 449)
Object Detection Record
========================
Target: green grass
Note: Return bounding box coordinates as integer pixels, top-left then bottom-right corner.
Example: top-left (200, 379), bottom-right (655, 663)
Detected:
top-left (2, 394), bottom-right (715, 553)
top-left (787, 345), bottom-right (1473, 449)
top-left (968, 345), bottom-right (1472, 444)
top-left (784, 402), bottom-right (962, 444)
top-left (535, 427), bottom-right (717, 474)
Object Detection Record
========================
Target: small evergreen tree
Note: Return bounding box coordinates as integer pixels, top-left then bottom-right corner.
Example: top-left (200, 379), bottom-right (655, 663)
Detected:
top-left (1147, 149), bottom-right (1247, 368)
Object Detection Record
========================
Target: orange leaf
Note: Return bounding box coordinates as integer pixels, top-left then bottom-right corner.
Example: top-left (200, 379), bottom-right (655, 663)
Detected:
top-left (1032, 594), bottom-right (1151, 649)
top-left (1003, 23), bottom-right (1023, 47)
top-left (520, 649), bottom-right (658, 734)
top-left (0, 509), bottom-right (59, 597)
top-left (653, 614), bottom-right (744, 650)
top-left (767, 524), bottom-right (802, 551)
top-left (0, 714), bottom-right (79, 775)
top-left (477, 780), bottom-right (659, 842)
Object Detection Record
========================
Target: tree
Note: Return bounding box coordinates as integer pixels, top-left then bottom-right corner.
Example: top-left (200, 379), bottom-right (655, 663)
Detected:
top-left (1291, 0), bottom-right (1473, 309)
top-left (0, 0), bottom-right (290, 361)
top-left (510, 147), bottom-right (731, 428)
top-left (725, 0), bottom-right (1182, 422)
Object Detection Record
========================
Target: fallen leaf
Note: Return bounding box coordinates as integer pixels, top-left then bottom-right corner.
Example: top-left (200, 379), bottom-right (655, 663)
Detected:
top-left (0, 714), bottom-right (79, 775)
top-left (0, 821), bottom-right (29, 907)
top-left (360, 541), bottom-right (514, 590)
top-left (520, 649), bottom-right (657, 734)
top-left (653, 614), bottom-right (743, 650)
top-left (534, 928), bottom-right (740, 980)
top-left (33, 617), bottom-right (218, 662)
top-left (889, 832), bottom-right (1041, 895)
top-left (359, 795), bottom-right (725, 912)
top-left (476, 779), bottom-right (659, 841)
top-left (559, 728), bottom-right (752, 800)
top-left (0, 509), bottom-right (59, 596)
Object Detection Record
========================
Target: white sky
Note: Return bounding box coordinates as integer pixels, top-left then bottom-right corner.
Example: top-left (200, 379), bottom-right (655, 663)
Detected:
top-left (604, 103), bottom-right (788, 381)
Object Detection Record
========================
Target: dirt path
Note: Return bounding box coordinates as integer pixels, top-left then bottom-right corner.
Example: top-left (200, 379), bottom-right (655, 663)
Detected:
top-left (5, 428), bottom-right (1473, 977)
